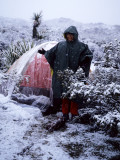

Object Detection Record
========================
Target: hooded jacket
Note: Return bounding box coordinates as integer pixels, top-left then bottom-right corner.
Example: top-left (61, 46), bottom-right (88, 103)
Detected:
top-left (45, 26), bottom-right (93, 99)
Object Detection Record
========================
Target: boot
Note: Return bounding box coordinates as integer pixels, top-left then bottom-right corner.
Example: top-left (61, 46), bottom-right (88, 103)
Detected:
top-left (48, 115), bottom-right (68, 132)
top-left (63, 114), bottom-right (69, 121)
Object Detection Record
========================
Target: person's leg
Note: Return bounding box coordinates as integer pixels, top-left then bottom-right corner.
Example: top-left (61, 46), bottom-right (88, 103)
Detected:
top-left (62, 98), bottom-right (70, 120)
top-left (70, 101), bottom-right (79, 117)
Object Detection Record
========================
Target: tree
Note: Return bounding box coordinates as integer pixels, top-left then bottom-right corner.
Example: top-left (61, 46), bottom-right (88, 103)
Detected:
top-left (32, 12), bottom-right (42, 39)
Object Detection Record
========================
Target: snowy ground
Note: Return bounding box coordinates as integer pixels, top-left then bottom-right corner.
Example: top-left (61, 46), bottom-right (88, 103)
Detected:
top-left (0, 94), bottom-right (120, 160)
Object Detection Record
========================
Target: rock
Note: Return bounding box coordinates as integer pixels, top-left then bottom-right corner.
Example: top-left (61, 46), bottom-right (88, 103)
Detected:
top-left (11, 94), bottom-right (36, 105)
top-left (32, 96), bottom-right (59, 116)
top-left (11, 94), bottom-right (59, 116)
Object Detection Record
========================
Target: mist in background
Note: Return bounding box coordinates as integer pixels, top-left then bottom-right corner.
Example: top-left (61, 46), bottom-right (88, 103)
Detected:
top-left (0, 0), bottom-right (120, 25)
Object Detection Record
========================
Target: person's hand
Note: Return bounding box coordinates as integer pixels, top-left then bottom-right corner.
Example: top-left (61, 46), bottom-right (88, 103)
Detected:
top-left (38, 48), bottom-right (46, 55)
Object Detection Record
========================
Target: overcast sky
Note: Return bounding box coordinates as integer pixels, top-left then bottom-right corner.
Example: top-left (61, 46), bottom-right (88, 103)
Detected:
top-left (0, 0), bottom-right (120, 25)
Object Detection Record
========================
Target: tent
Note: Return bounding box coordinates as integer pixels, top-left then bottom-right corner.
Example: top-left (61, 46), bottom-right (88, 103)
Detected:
top-left (8, 41), bottom-right (58, 97)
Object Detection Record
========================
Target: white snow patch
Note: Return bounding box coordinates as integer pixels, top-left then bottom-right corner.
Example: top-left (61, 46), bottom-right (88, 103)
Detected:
top-left (0, 94), bottom-right (41, 160)
top-left (0, 94), bottom-right (10, 103)
top-left (94, 110), bottom-right (120, 127)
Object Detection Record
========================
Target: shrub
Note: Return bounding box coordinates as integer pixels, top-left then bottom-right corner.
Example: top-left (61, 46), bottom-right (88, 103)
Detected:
top-left (1, 40), bottom-right (35, 71)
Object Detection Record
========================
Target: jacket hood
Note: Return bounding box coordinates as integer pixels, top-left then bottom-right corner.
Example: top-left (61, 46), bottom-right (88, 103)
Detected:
top-left (64, 26), bottom-right (78, 41)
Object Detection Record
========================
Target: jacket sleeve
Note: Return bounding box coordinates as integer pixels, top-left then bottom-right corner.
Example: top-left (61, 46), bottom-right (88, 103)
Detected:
top-left (79, 44), bottom-right (93, 77)
top-left (44, 43), bottom-right (58, 69)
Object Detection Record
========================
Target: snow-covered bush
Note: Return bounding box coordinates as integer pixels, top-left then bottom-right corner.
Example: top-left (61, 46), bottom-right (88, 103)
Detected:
top-left (0, 17), bottom-right (32, 50)
top-left (102, 39), bottom-right (120, 69)
top-left (57, 67), bottom-right (87, 99)
top-left (58, 66), bottom-right (120, 109)
top-left (93, 110), bottom-right (120, 136)
top-left (1, 40), bottom-right (35, 71)
top-left (0, 71), bottom-right (24, 96)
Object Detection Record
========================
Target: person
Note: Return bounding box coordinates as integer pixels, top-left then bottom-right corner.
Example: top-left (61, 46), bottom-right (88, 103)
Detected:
top-left (38, 26), bottom-right (93, 123)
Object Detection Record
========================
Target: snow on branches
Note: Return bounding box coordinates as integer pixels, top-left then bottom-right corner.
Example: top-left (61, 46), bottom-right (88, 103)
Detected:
top-left (57, 67), bottom-right (87, 99)
top-left (57, 66), bottom-right (120, 109)
top-left (103, 39), bottom-right (120, 69)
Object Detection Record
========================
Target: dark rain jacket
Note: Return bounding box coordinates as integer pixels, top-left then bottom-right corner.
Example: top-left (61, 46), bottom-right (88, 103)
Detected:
top-left (45, 26), bottom-right (93, 99)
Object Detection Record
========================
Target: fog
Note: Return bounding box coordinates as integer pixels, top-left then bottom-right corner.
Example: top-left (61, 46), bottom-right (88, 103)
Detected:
top-left (0, 0), bottom-right (120, 25)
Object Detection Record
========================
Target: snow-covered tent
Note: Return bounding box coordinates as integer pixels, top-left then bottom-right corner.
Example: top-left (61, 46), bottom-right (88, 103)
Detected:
top-left (8, 41), bottom-right (58, 97)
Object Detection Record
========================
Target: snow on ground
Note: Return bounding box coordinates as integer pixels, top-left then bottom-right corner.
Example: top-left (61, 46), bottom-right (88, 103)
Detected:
top-left (0, 94), bottom-right (71, 160)
top-left (0, 94), bottom-right (120, 160)
top-left (0, 94), bottom-right (41, 160)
